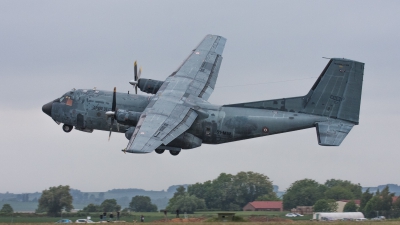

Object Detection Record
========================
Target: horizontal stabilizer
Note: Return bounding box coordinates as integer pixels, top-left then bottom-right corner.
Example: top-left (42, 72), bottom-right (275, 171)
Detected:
top-left (316, 121), bottom-right (354, 146)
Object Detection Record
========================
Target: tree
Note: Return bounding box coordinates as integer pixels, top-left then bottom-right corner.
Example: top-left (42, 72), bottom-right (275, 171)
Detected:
top-left (313, 199), bottom-right (338, 212)
top-left (363, 196), bottom-right (382, 218)
top-left (82, 203), bottom-right (101, 212)
top-left (100, 199), bottom-right (121, 212)
top-left (343, 200), bottom-right (358, 212)
top-left (187, 172), bottom-right (275, 210)
top-left (166, 193), bottom-right (206, 213)
top-left (379, 185), bottom-right (394, 213)
top-left (232, 171), bottom-right (275, 207)
top-left (362, 186), bottom-right (394, 218)
top-left (283, 179), bottom-right (326, 210)
top-left (324, 179), bottom-right (362, 199)
top-left (129, 196), bottom-right (157, 212)
top-left (37, 185), bottom-right (73, 216)
top-left (0, 204), bottom-right (13, 214)
top-left (168, 186), bottom-right (186, 208)
top-left (256, 193), bottom-right (280, 201)
top-left (359, 188), bottom-right (373, 212)
top-left (393, 196), bottom-right (400, 209)
top-left (324, 186), bottom-right (354, 201)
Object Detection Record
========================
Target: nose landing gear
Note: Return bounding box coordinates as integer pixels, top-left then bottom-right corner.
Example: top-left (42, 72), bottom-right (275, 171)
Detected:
top-left (62, 124), bottom-right (73, 133)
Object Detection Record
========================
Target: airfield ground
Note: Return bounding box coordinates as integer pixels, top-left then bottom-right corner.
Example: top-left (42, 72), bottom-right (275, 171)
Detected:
top-left (0, 211), bottom-right (400, 224)
top-left (0, 211), bottom-right (307, 223)
top-left (2, 222), bottom-right (400, 225)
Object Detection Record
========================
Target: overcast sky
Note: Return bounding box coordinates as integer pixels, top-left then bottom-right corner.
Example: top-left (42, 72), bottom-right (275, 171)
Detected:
top-left (1, 0), bottom-right (399, 194)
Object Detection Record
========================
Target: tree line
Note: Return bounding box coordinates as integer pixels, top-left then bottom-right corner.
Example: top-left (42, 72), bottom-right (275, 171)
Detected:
top-left (283, 178), bottom-right (400, 218)
top-left (2, 172), bottom-right (400, 218)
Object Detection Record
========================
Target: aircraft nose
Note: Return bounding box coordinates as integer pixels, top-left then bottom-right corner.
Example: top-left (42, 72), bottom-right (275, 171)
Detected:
top-left (42, 101), bottom-right (53, 117)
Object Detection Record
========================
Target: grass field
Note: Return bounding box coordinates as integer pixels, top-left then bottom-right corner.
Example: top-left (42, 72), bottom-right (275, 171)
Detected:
top-left (0, 222), bottom-right (400, 225)
top-left (0, 211), bottom-right (310, 223)
top-left (0, 211), bottom-right (398, 224)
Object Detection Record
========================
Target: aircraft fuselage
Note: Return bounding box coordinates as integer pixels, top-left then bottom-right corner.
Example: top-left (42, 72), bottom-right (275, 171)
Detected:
top-left (43, 88), bottom-right (330, 147)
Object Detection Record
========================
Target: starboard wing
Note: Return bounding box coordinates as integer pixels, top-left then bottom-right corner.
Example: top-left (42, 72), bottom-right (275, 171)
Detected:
top-left (125, 35), bottom-right (226, 153)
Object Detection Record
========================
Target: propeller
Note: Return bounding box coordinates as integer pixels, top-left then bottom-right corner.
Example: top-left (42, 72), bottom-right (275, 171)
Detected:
top-left (105, 87), bottom-right (118, 141)
top-left (129, 61), bottom-right (142, 94)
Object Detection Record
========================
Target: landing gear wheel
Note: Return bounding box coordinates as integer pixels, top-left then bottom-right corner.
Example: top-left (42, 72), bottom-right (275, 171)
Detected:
top-left (155, 149), bottom-right (165, 154)
top-left (170, 150), bottom-right (180, 156)
top-left (62, 124), bottom-right (73, 133)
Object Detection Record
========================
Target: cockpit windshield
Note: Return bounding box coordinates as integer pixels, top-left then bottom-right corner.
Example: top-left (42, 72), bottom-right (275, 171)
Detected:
top-left (59, 95), bottom-right (71, 103)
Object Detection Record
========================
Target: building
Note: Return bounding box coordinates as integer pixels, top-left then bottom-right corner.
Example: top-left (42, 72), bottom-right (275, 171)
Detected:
top-left (336, 200), bottom-right (360, 212)
top-left (313, 212), bottom-right (364, 221)
top-left (242, 201), bottom-right (283, 211)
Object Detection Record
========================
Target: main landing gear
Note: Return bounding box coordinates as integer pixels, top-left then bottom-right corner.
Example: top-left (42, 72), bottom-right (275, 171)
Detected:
top-left (155, 149), bottom-right (181, 156)
top-left (155, 149), bottom-right (165, 154)
top-left (170, 150), bottom-right (180, 156)
top-left (62, 124), bottom-right (73, 133)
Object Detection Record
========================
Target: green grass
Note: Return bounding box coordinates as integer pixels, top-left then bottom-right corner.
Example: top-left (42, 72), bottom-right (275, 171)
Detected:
top-left (0, 211), bottom-right (310, 223)
top-left (2, 221), bottom-right (400, 225)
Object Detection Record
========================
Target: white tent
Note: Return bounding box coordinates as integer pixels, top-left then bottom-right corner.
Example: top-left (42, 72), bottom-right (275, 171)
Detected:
top-left (313, 212), bottom-right (364, 220)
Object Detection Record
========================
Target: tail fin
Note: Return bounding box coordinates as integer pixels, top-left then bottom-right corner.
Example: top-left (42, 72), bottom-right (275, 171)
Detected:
top-left (223, 58), bottom-right (364, 146)
top-left (302, 58), bottom-right (364, 124)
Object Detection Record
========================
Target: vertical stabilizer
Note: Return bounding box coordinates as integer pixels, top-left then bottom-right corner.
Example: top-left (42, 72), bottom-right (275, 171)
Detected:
top-left (302, 58), bottom-right (364, 124)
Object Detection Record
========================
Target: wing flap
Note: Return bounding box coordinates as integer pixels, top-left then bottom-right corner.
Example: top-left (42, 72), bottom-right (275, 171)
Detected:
top-left (161, 109), bottom-right (198, 144)
top-left (125, 104), bottom-right (198, 153)
top-left (316, 121), bottom-right (354, 146)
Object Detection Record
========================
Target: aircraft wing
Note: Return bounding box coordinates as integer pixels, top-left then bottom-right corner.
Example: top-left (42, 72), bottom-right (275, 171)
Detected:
top-left (125, 34), bottom-right (226, 153)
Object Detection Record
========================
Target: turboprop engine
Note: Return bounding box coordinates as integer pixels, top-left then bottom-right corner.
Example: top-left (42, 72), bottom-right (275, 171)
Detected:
top-left (137, 79), bottom-right (164, 94)
top-left (115, 110), bottom-right (141, 126)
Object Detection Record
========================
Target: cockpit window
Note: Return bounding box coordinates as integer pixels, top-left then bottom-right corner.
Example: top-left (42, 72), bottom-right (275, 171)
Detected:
top-left (59, 95), bottom-right (72, 103)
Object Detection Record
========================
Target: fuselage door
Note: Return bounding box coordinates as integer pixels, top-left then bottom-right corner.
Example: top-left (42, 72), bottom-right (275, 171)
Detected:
top-left (77, 114), bottom-right (85, 128)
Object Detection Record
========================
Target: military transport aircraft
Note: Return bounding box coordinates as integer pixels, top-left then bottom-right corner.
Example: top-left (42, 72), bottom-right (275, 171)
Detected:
top-left (42, 34), bottom-right (364, 156)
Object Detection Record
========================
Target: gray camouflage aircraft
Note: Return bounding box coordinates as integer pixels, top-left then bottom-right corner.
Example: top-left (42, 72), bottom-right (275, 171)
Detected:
top-left (42, 34), bottom-right (364, 156)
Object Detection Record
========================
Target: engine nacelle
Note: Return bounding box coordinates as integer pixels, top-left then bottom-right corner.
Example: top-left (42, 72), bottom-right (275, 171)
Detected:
top-left (138, 78), bottom-right (164, 94)
top-left (168, 132), bottom-right (202, 149)
top-left (115, 110), bottom-right (141, 126)
top-left (125, 126), bottom-right (136, 140)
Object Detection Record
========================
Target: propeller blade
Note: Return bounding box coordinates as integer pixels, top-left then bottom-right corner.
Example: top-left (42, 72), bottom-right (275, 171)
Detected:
top-left (108, 117), bottom-right (114, 141)
top-left (112, 87), bottom-right (116, 111)
top-left (138, 67), bottom-right (142, 79)
top-left (108, 87), bottom-right (117, 141)
top-left (135, 85), bottom-right (138, 94)
top-left (134, 61), bottom-right (138, 81)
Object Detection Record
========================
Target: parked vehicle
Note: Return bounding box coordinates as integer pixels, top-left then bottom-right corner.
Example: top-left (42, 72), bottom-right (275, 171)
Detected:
top-left (75, 219), bottom-right (94, 223)
top-left (55, 219), bottom-right (72, 223)
top-left (355, 218), bottom-right (368, 222)
top-left (320, 217), bottom-right (334, 221)
top-left (294, 213), bottom-right (304, 217)
top-left (285, 213), bottom-right (297, 217)
top-left (371, 216), bottom-right (386, 221)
